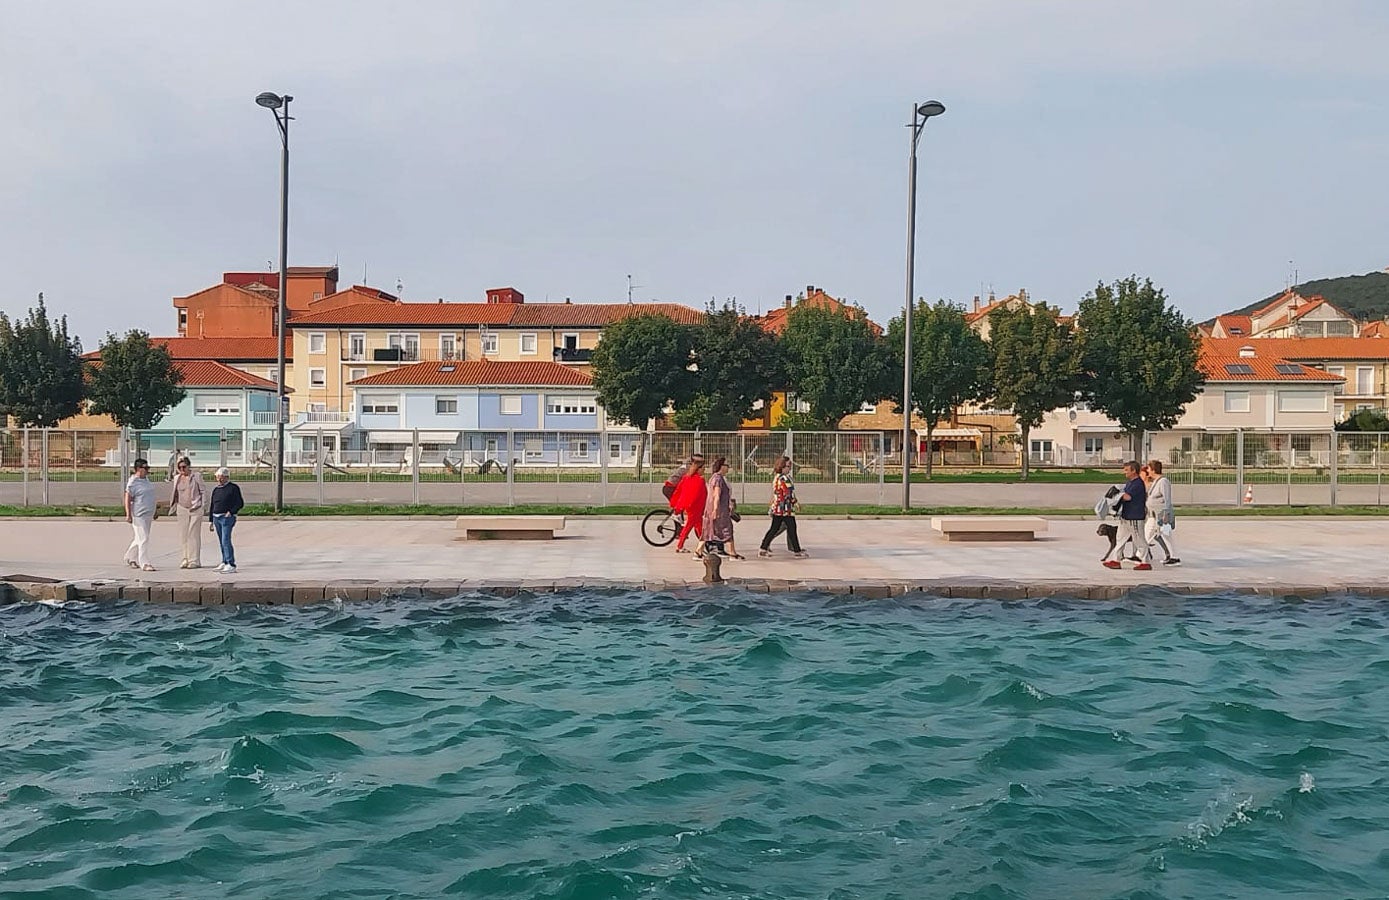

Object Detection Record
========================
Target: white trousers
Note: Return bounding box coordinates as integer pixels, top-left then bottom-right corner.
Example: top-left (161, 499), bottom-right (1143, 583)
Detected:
top-left (1145, 515), bottom-right (1176, 561)
top-left (1118, 519), bottom-right (1151, 563)
top-left (124, 514), bottom-right (153, 567)
top-left (176, 505), bottom-right (202, 566)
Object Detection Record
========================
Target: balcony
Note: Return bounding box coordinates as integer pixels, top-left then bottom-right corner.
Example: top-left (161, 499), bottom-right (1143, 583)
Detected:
top-left (297, 410), bottom-right (354, 424)
top-left (552, 347), bottom-right (593, 363)
top-left (250, 411), bottom-right (279, 426)
top-left (368, 348), bottom-right (463, 363)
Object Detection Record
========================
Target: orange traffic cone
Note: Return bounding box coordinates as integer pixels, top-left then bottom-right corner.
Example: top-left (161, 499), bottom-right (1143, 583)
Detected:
top-left (1243, 484), bottom-right (1254, 505)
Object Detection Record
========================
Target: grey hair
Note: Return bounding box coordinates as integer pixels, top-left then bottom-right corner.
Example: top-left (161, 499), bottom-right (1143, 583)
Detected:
top-left (215, 467), bottom-right (231, 478)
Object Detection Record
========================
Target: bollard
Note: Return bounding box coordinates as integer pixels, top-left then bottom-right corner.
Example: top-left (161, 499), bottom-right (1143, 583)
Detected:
top-left (702, 550), bottom-right (724, 584)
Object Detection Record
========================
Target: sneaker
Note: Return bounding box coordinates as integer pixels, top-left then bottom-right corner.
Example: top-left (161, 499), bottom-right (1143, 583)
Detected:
top-left (1163, 558), bottom-right (1182, 566)
top-left (215, 563), bottom-right (228, 573)
top-left (1134, 563), bottom-right (1153, 571)
top-left (179, 560), bottom-right (190, 569)
top-left (1103, 560), bottom-right (1121, 569)
top-left (757, 549), bottom-right (773, 558)
top-left (222, 565), bottom-right (237, 575)
top-left (792, 551), bottom-right (810, 559)
top-left (187, 563), bottom-right (201, 570)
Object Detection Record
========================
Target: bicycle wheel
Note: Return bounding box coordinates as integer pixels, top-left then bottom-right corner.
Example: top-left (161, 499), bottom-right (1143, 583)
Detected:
top-left (642, 508), bottom-right (679, 547)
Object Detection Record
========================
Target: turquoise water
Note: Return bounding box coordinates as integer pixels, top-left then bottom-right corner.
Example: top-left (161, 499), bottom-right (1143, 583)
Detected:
top-left (2, 592), bottom-right (1388, 899)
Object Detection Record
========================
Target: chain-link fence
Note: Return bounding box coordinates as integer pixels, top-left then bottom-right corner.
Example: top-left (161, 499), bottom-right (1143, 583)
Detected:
top-left (1, 427), bottom-right (1384, 508)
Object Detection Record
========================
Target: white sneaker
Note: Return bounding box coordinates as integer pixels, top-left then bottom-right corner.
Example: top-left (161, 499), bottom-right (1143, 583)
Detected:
top-left (215, 563), bottom-right (228, 573)
top-left (222, 565), bottom-right (236, 574)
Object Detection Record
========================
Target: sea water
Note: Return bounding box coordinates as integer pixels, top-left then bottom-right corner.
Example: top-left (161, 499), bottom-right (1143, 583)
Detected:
top-left (2, 591), bottom-right (1387, 899)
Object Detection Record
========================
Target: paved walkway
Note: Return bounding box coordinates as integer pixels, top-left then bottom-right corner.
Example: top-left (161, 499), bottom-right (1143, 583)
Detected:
top-left (2, 516), bottom-right (1387, 600)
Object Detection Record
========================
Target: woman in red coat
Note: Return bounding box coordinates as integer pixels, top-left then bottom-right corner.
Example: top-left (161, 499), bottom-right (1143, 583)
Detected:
top-left (669, 457), bottom-right (708, 553)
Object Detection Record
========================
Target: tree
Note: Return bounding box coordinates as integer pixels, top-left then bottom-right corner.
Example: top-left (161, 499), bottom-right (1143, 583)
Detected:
top-left (780, 302), bottom-right (888, 427)
top-left (886, 300), bottom-right (992, 477)
top-left (674, 307), bottom-right (782, 430)
top-left (591, 313), bottom-right (697, 475)
top-left (1076, 276), bottom-right (1204, 457)
top-left (1335, 408), bottom-right (1389, 432)
top-left (0, 296), bottom-right (85, 427)
top-left (988, 303), bottom-right (1084, 479)
top-left (86, 330), bottom-right (186, 429)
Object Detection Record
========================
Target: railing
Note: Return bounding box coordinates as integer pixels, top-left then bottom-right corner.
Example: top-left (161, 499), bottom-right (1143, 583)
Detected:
top-left (552, 347), bottom-right (593, 363)
top-left (250, 411), bottom-right (279, 426)
top-left (298, 411), bottom-right (354, 424)
top-left (364, 348), bottom-right (463, 363)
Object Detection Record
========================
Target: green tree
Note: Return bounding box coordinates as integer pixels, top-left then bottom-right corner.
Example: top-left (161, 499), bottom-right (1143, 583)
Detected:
top-left (591, 313), bottom-right (697, 475)
top-left (886, 300), bottom-right (992, 477)
top-left (0, 296), bottom-right (85, 427)
top-left (1077, 276), bottom-right (1204, 456)
top-left (674, 306), bottom-right (782, 430)
top-left (1335, 408), bottom-right (1389, 432)
top-left (780, 302), bottom-right (887, 427)
top-left (988, 303), bottom-right (1084, 479)
top-left (86, 330), bottom-right (187, 429)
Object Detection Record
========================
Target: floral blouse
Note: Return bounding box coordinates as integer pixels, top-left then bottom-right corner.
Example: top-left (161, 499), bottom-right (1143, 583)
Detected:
top-left (769, 472), bottom-right (797, 516)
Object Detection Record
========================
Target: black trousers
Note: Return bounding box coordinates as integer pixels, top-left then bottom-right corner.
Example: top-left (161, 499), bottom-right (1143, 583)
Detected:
top-left (760, 515), bottom-right (802, 552)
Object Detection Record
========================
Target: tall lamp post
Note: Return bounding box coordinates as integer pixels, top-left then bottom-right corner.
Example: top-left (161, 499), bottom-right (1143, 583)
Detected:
top-left (901, 99), bottom-right (945, 510)
top-left (255, 91), bottom-right (292, 513)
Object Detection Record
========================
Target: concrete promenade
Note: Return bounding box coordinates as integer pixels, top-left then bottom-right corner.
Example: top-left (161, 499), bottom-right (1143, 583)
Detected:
top-left (2, 515), bottom-right (1387, 603)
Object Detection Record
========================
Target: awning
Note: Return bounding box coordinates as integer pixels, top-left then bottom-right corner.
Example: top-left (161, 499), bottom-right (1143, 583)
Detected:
top-left (367, 430), bottom-right (461, 444)
top-left (290, 420), bottom-right (355, 432)
top-left (915, 427), bottom-right (982, 439)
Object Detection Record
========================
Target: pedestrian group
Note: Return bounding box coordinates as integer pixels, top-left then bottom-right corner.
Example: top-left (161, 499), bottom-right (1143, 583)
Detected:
top-left (1096, 458), bottom-right (1179, 569)
top-left (123, 457), bottom-right (244, 575)
top-left (667, 452), bottom-right (809, 562)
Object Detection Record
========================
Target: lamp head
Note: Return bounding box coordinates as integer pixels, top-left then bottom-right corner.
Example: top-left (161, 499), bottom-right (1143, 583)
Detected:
top-left (256, 92), bottom-right (284, 110)
top-left (916, 100), bottom-right (946, 119)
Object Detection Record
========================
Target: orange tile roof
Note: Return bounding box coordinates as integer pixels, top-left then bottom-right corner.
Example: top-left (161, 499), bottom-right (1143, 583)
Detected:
top-left (176, 360), bottom-right (281, 390)
top-left (1202, 336), bottom-right (1389, 360)
top-left (288, 302), bottom-right (517, 327)
top-left (508, 302), bottom-right (705, 327)
top-left (757, 290), bottom-right (877, 335)
top-left (82, 336), bottom-right (288, 362)
top-left (1363, 321), bottom-right (1388, 338)
top-left (1212, 315), bottom-right (1252, 337)
top-left (347, 360), bottom-right (593, 387)
top-left (1198, 352), bottom-right (1343, 382)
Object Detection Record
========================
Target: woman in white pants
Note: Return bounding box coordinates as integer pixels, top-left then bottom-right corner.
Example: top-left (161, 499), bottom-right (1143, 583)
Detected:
top-left (169, 457), bottom-right (206, 568)
top-left (123, 458), bottom-right (158, 571)
top-left (1144, 459), bottom-right (1179, 566)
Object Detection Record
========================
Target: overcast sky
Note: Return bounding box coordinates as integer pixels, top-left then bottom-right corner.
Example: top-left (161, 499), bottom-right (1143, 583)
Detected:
top-left (3, 1), bottom-right (1387, 344)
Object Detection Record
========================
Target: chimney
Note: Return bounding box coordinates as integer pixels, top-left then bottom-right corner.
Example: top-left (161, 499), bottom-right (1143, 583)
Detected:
top-left (784, 294), bottom-right (793, 309)
top-left (1018, 288), bottom-right (1028, 303)
top-left (806, 285), bottom-right (815, 297)
top-left (973, 295), bottom-right (980, 312)
top-left (1239, 345), bottom-right (1256, 358)
top-left (486, 287), bottom-right (525, 304)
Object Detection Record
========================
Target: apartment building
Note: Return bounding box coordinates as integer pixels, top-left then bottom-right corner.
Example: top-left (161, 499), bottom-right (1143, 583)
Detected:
top-left (1203, 337), bottom-right (1389, 420)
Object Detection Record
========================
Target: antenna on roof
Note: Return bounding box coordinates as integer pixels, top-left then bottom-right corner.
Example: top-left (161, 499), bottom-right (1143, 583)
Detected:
top-left (627, 274), bottom-right (642, 303)
top-left (363, 263), bottom-right (368, 285)
top-left (396, 278), bottom-right (403, 295)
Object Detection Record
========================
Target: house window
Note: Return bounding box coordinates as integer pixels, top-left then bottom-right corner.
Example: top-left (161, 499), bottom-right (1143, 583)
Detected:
top-left (436, 396), bottom-right (458, 414)
top-left (1356, 366), bottom-right (1374, 395)
top-left (1224, 390), bottom-right (1251, 413)
top-left (308, 333), bottom-right (326, 354)
top-left (1083, 437), bottom-right (1103, 454)
top-left (194, 393), bottom-right (241, 415)
top-left (482, 332), bottom-right (499, 355)
top-left (524, 439), bottom-right (544, 460)
top-left (1335, 403), bottom-right (1345, 420)
top-left (546, 397), bottom-right (597, 415)
top-left (500, 395), bottom-right (522, 415)
top-left (569, 440), bottom-right (590, 458)
top-left (1029, 439), bottom-right (1053, 461)
top-left (609, 442), bottom-right (621, 460)
top-left (520, 333), bottom-right (538, 355)
top-left (178, 309), bottom-right (188, 331)
top-left (440, 334), bottom-right (457, 360)
top-left (348, 367), bottom-right (366, 382)
top-left (264, 368), bottom-right (278, 383)
top-left (348, 333), bottom-right (366, 361)
top-left (388, 333), bottom-right (421, 361)
top-left (361, 395), bottom-right (399, 414)
top-left (1327, 366), bottom-right (1345, 394)
top-left (1357, 403), bottom-right (1376, 411)
top-left (1277, 391), bottom-right (1327, 413)
top-left (563, 333), bottom-right (580, 351)
top-left (309, 368), bottom-right (326, 388)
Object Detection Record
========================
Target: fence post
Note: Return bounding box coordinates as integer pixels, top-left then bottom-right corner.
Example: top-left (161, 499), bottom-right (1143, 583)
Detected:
top-left (1330, 428), bottom-right (1338, 507)
top-left (411, 428), bottom-right (421, 506)
top-left (599, 426), bottom-right (609, 507)
top-left (1236, 428), bottom-right (1245, 507)
top-left (219, 429), bottom-right (228, 469)
top-left (506, 429), bottom-right (515, 507)
top-left (22, 427), bottom-right (29, 508)
top-left (316, 427), bottom-right (325, 506)
top-left (1286, 431), bottom-right (1293, 506)
top-left (40, 429), bottom-right (50, 507)
top-left (878, 431), bottom-right (885, 506)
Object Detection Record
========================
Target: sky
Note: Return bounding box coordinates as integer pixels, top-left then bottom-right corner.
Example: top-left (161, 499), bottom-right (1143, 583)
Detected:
top-left (2, 1), bottom-right (1387, 345)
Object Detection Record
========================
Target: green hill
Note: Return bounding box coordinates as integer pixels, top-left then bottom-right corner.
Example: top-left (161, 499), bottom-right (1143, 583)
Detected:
top-left (1216, 271), bottom-right (1389, 324)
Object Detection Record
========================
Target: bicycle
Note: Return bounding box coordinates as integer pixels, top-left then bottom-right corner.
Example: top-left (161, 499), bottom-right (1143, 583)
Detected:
top-left (641, 507), bottom-right (685, 547)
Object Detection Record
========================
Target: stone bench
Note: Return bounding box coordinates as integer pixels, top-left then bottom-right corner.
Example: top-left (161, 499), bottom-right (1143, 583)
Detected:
top-left (930, 515), bottom-right (1048, 542)
top-left (454, 515), bottom-right (566, 541)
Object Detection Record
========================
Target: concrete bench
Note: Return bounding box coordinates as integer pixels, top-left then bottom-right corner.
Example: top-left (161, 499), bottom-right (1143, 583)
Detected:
top-left (930, 515), bottom-right (1048, 542)
top-left (454, 515), bottom-right (566, 540)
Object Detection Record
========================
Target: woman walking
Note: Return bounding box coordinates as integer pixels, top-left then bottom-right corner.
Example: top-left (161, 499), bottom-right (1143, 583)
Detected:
top-left (170, 457), bottom-right (206, 569)
top-left (703, 456), bottom-right (742, 559)
top-left (208, 467), bottom-right (245, 574)
top-left (1145, 458), bottom-right (1179, 565)
top-left (122, 458), bottom-right (158, 571)
top-left (670, 456), bottom-right (708, 553)
top-left (759, 455), bottom-right (808, 558)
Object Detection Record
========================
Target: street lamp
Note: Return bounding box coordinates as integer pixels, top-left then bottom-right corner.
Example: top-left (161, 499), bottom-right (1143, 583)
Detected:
top-left (256, 91), bottom-right (292, 512)
top-left (901, 99), bottom-right (945, 510)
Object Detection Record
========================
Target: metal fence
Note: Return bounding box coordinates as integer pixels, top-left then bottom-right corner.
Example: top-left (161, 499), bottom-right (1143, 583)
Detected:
top-left (2, 427), bottom-right (1385, 508)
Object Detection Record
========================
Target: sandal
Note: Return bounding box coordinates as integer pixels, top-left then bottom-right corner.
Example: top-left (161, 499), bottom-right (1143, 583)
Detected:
top-left (141, 564), bottom-right (157, 572)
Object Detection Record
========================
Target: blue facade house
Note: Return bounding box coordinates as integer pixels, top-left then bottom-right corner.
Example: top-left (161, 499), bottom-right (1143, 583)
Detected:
top-left (132, 360), bottom-right (284, 469)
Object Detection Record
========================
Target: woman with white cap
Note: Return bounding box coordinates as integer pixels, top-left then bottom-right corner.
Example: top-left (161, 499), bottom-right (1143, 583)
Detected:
top-left (207, 467), bottom-right (245, 574)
